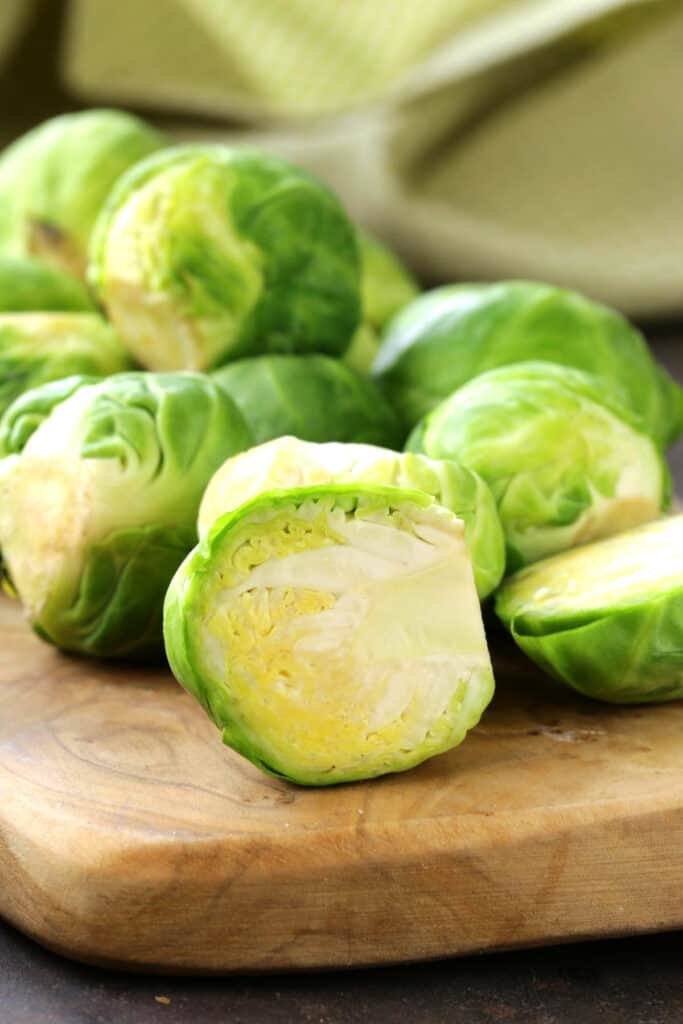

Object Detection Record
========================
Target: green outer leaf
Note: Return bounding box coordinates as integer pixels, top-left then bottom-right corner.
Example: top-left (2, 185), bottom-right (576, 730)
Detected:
top-left (0, 371), bottom-right (253, 659)
top-left (505, 603), bottom-right (683, 704)
top-left (497, 586), bottom-right (683, 705)
top-left (89, 145), bottom-right (361, 369)
top-left (164, 483), bottom-right (493, 786)
top-left (0, 312), bottom-right (133, 421)
top-left (43, 524), bottom-right (194, 659)
top-left (0, 258), bottom-right (95, 312)
top-left (406, 361), bottom-right (670, 571)
top-left (374, 280), bottom-right (682, 447)
top-left (0, 374), bottom-right (99, 455)
top-left (212, 354), bottom-right (403, 449)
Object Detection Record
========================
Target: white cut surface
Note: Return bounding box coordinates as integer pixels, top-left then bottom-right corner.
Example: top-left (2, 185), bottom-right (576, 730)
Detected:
top-left (504, 515), bottom-right (683, 618)
top-left (200, 502), bottom-right (494, 780)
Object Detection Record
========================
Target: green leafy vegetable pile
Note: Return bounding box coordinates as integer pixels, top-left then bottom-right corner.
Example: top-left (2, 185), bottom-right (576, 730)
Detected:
top-left (1, 109), bottom-right (681, 786)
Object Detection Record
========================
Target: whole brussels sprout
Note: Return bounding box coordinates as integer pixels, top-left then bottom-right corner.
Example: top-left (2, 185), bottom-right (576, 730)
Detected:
top-left (496, 516), bottom-right (683, 704)
top-left (0, 374), bottom-right (99, 456)
top-left (212, 354), bottom-right (402, 449)
top-left (0, 257), bottom-right (95, 312)
top-left (0, 373), bottom-right (252, 657)
top-left (198, 436), bottom-right (505, 599)
top-left (0, 110), bottom-right (166, 279)
top-left (343, 232), bottom-right (419, 375)
top-left (165, 485), bottom-right (495, 785)
top-left (374, 281), bottom-right (683, 447)
top-left (407, 361), bottom-right (670, 571)
top-left (89, 145), bottom-right (362, 372)
top-left (0, 313), bottom-right (133, 421)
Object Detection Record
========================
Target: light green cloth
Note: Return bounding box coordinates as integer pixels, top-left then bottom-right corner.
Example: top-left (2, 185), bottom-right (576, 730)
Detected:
top-left (2, 0), bottom-right (682, 315)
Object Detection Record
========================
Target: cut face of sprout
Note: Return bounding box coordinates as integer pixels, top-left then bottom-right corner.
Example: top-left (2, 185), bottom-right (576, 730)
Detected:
top-left (167, 489), bottom-right (495, 785)
top-left (198, 436), bottom-right (506, 600)
top-left (499, 516), bottom-right (683, 625)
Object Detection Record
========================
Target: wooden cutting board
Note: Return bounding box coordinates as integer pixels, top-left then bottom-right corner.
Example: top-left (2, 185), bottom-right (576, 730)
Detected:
top-left (1, 594), bottom-right (682, 973)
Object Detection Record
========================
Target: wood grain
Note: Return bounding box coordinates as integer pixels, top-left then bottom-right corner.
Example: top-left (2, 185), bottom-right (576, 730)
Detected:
top-left (1, 595), bottom-right (682, 973)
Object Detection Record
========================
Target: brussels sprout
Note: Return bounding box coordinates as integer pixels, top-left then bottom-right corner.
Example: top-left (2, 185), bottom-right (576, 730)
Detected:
top-left (342, 233), bottom-right (419, 375)
top-left (496, 516), bottom-right (683, 704)
top-left (0, 312), bottom-right (133, 421)
top-left (407, 361), bottom-right (670, 571)
top-left (0, 257), bottom-right (95, 312)
top-left (358, 230), bottom-right (419, 332)
top-left (0, 110), bottom-right (166, 279)
top-left (212, 354), bottom-right (402, 449)
top-left (0, 373), bottom-right (252, 657)
top-left (198, 436), bottom-right (505, 599)
top-left (342, 324), bottom-right (381, 376)
top-left (165, 485), bottom-right (495, 785)
top-left (89, 145), bottom-right (361, 372)
top-left (374, 281), bottom-right (683, 447)
top-left (0, 374), bottom-right (99, 456)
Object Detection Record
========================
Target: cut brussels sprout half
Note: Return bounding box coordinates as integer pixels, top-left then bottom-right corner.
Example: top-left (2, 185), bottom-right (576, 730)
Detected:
top-left (212, 354), bottom-right (402, 449)
top-left (0, 257), bottom-right (95, 312)
top-left (165, 485), bottom-right (495, 786)
top-left (496, 515), bottom-right (683, 704)
top-left (198, 436), bottom-right (505, 599)
top-left (0, 312), bottom-right (133, 421)
top-left (407, 361), bottom-right (670, 571)
top-left (0, 109), bottom-right (166, 278)
top-left (89, 145), bottom-right (361, 372)
top-left (374, 281), bottom-right (683, 447)
top-left (0, 372), bottom-right (252, 657)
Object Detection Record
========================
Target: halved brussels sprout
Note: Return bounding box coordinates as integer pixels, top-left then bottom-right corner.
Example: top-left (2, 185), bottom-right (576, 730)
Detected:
top-left (0, 110), bottom-right (166, 279)
top-left (343, 232), bottom-right (419, 375)
top-left (407, 361), bottom-right (670, 571)
top-left (165, 485), bottom-right (495, 785)
top-left (0, 373), bottom-right (252, 657)
top-left (0, 374), bottom-right (99, 456)
top-left (198, 436), bottom-right (505, 599)
top-left (89, 145), bottom-right (361, 372)
top-left (374, 281), bottom-right (683, 447)
top-left (0, 257), bottom-right (95, 312)
top-left (212, 354), bottom-right (402, 449)
top-left (0, 312), bottom-right (133, 421)
top-left (496, 516), bottom-right (683, 704)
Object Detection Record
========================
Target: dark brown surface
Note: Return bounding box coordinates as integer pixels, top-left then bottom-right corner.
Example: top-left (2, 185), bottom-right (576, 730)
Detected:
top-left (1, 919), bottom-right (682, 1024)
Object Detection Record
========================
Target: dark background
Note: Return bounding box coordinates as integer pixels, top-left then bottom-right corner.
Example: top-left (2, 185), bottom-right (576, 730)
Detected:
top-left (1, 921), bottom-right (682, 1024)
